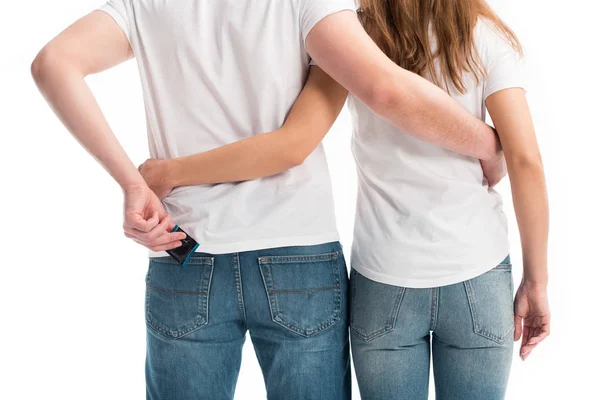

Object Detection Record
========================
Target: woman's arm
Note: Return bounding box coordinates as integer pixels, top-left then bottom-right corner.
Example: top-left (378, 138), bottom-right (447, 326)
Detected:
top-left (305, 11), bottom-right (501, 160)
top-left (138, 66), bottom-right (348, 198)
top-left (31, 11), bottom-right (185, 251)
top-left (486, 88), bottom-right (550, 360)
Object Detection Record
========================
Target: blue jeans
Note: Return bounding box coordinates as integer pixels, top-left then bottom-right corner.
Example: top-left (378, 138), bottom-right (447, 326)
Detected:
top-left (350, 256), bottom-right (514, 400)
top-left (144, 241), bottom-right (350, 400)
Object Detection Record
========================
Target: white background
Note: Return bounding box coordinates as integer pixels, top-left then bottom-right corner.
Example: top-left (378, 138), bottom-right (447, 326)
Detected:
top-left (1, 1), bottom-right (598, 398)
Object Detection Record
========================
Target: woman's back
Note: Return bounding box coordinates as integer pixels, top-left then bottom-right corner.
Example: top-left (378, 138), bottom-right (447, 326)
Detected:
top-left (349, 18), bottom-right (527, 287)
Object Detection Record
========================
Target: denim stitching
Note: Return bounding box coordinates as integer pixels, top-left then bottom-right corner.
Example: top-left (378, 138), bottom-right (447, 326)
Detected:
top-left (146, 284), bottom-right (208, 299)
top-left (145, 259), bottom-right (214, 339)
top-left (464, 280), bottom-right (479, 332)
top-left (232, 253), bottom-right (247, 323)
top-left (268, 286), bottom-right (339, 296)
top-left (149, 256), bottom-right (213, 266)
top-left (258, 252), bottom-right (338, 264)
top-left (464, 277), bottom-right (513, 344)
top-left (350, 281), bottom-right (406, 342)
top-left (430, 287), bottom-right (440, 331)
top-left (258, 252), bottom-right (342, 337)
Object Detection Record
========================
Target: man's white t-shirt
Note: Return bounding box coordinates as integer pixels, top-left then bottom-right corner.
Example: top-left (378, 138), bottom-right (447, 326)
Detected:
top-left (349, 19), bottom-right (527, 288)
top-left (97, 0), bottom-right (356, 256)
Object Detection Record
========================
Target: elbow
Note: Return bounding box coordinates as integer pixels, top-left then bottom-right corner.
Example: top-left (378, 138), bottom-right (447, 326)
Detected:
top-left (360, 68), bottom-right (409, 120)
top-left (287, 150), bottom-right (309, 168)
top-left (363, 82), bottom-right (399, 117)
top-left (31, 46), bottom-right (58, 86)
top-left (31, 45), bottom-right (76, 86)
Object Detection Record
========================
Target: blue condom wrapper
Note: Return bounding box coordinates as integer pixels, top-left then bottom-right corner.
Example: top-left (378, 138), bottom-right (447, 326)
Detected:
top-left (166, 225), bottom-right (200, 268)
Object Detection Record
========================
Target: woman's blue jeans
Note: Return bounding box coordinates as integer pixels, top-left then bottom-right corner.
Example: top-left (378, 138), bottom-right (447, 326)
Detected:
top-left (350, 256), bottom-right (514, 400)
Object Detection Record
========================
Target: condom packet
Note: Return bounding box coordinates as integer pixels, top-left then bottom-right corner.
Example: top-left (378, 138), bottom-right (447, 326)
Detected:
top-left (166, 225), bottom-right (200, 268)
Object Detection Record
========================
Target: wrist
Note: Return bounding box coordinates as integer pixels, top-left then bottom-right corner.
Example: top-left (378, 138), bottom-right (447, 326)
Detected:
top-left (520, 279), bottom-right (548, 292)
top-left (121, 179), bottom-right (148, 194)
top-left (165, 158), bottom-right (183, 188)
top-left (481, 126), bottom-right (501, 161)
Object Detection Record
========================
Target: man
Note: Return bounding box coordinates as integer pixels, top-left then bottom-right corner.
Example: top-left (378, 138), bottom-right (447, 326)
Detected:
top-left (31, 1), bottom-right (501, 398)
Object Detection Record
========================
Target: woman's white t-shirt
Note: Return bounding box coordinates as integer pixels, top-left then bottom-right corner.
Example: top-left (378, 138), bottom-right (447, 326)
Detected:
top-left (349, 19), bottom-right (527, 288)
top-left (97, 0), bottom-right (356, 256)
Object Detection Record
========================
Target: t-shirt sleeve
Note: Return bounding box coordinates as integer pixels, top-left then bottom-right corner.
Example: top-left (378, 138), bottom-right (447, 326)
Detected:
top-left (482, 27), bottom-right (528, 100)
top-left (300, 0), bottom-right (357, 47)
top-left (97, 0), bottom-right (132, 43)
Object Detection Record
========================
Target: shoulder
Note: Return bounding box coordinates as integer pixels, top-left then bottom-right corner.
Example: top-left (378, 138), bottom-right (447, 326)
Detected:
top-left (474, 17), bottom-right (523, 66)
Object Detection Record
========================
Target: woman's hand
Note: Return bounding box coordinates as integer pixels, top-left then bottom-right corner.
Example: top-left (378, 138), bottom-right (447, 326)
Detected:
top-left (138, 159), bottom-right (176, 199)
top-left (122, 183), bottom-right (186, 251)
top-left (480, 150), bottom-right (507, 188)
top-left (514, 282), bottom-right (551, 360)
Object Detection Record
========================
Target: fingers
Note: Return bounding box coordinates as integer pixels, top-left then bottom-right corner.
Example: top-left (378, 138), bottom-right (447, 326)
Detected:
top-left (514, 315), bottom-right (523, 341)
top-left (147, 210), bottom-right (159, 228)
top-left (132, 237), bottom-right (183, 252)
top-left (124, 211), bottom-right (159, 233)
top-left (124, 212), bottom-right (163, 240)
top-left (125, 226), bottom-right (186, 249)
top-left (166, 218), bottom-right (176, 232)
top-left (520, 323), bottom-right (550, 360)
top-left (124, 212), bottom-right (187, 251)
top-left (520, 324), bottom-right (531, 358)
top-left (527, 326), bottom-right (550, 346)
top-left (128, 229), bottom-right (186, 251)
top-left (139, 214), bottom-right (173, 242)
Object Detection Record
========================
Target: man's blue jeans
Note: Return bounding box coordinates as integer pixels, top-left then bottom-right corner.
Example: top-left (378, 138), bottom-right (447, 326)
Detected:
top-left (351, 256), bottom-right (514, 400)
top-left (144, 241), bottom-right (350, 399)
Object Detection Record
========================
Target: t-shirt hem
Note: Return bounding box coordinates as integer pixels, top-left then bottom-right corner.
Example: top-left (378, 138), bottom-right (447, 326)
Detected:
top-left (148, 232), bottom-right (341, 257)
top-left (351, 251), bottom-right (510, 289)
top-left (484, 81), bottom-right (527, 100)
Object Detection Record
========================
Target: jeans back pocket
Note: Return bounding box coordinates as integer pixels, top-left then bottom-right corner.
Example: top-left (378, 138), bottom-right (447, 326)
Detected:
top-left (350, 269), bottom-right (406, 342)
top-left (145, 256), bottom-right (214, 339)
top-left (464, 262), bottom-right (514, 344)
top-left (258, 251), bottom-right (343, 337)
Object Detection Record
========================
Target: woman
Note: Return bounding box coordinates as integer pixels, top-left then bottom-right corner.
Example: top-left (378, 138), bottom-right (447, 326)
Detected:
top-left (140, 1), bottom-right (550, 399)
top-left (346, 1), bottom-right (550, 399)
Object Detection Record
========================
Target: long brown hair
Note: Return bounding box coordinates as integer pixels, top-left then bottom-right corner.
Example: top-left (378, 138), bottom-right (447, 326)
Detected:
top-left (358, 0), bottom-right (523, 93)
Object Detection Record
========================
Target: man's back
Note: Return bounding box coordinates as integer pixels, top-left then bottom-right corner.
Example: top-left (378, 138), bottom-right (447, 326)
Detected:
top-left (100, 0), bottom-right (355, 255)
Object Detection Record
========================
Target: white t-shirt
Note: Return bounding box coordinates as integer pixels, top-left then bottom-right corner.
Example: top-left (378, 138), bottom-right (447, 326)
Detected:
top-left (97, 0), bottom-right (356, 256)
top-left (349, 19), bottom-right (527, 288)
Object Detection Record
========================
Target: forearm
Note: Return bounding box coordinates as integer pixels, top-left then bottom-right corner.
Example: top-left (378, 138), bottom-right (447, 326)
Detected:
top-left (373, 67), bottom-right (500, 160)
top-left (305, 11), bottom-right (499, 161)
top-left (32, 53), bottom-right (144, 191)
top-left (170, 130), bottom-right (299, 186)
top-left (165, 66), bottom-right (347, 187)
top-left (508, 160), bottom-right (549, 286)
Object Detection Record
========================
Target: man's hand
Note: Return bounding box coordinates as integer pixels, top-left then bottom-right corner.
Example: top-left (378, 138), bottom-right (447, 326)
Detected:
top-left (138, 159), bottom-right (176, 200)
top-left (514, 281), bottom-right (551, 360)
top-left (480, 150), bottom-right (507, 188)
top-left (122, 184), bottom-right (186, 251)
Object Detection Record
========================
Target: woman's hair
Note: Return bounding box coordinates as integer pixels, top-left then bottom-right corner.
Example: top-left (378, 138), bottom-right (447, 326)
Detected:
top-left (358, 0), bottom-right (523, 93)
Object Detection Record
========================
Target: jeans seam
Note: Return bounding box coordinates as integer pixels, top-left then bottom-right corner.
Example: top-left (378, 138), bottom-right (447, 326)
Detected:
top-left (149, 256), bottom-right (213, 266)
top-left (430, 287), bottom-right (440, 331)
top-left (232, 253), bottom-right (247, 323)
top-left (258, 252), bottom-right (339, 264)
top-left (464, 277), bottom-right (513, 344)
top-left (464, 280), bottom-right (478, 332)
top-left (146, 284), bottom-right (208, 299)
